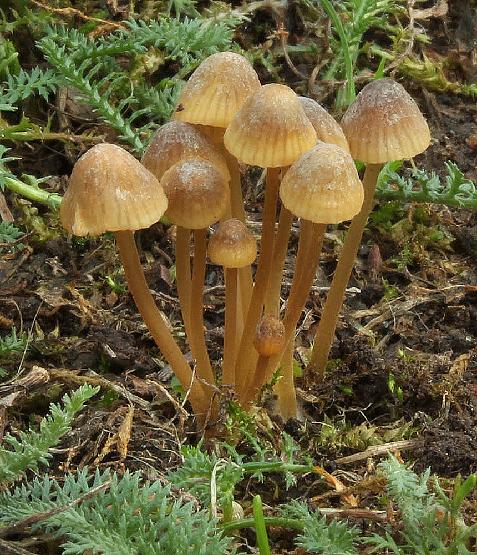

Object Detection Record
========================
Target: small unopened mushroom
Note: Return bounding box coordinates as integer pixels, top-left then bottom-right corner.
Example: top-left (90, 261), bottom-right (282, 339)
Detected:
top-left (307, 79), bottom-right (430, 380)
top-left (208, 219), bottom-right (257, 387)
top-left (60, 143), bottom-right (208, 416)
top-left (224, 84), bottom-right (317, 402)
top-left (160, 158), bottom-right (230, 389)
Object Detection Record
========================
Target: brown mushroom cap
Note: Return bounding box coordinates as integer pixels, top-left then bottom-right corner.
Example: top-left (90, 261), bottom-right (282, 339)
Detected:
top-left (224, 84), bottom-right (317, 168)
top-left (208, 219), bottom-right (257, 268)
top-left (253, 315), bottom-right (286, 357)
top-left (299, 97), bottom-right (349, 152)
top-left (160, 159), bottom-right (229, 229)
top-left (141, 121), bottom-right (230, 182)
top-left (341, 78), bottom-right (431, 163)
top-left (174, 51), bottom-right (261, 128)
top-left (60, 143), bottom-right (168, 236)
top-left (280, 142), bottom-right (364, 224)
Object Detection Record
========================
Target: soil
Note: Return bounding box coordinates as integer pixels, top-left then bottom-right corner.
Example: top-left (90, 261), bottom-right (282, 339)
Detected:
top-left (1, 0), bottom-right (477, 553)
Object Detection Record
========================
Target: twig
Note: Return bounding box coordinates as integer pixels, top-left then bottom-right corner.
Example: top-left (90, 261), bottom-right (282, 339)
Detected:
top-left (0, 480), bottom-right (112, 538)
top-left (334, 439), bottom-right (423, 465)
top-left (30, 0), bottom-right (124, 29)
top-left (0, 539), bottom-right (36, 555)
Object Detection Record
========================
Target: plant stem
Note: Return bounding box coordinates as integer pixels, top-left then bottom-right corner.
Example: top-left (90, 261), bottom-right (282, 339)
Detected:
top-left (222, 267), bottom-right (238, 387)
top-left (114, 230), bottom-right (207, 415)
top-left (253, 495), bottom-right (271, 555)
top-left (236, 168), bottom-right (280, 402)
top-left (306, 164), bottom-right (383, 380)
top-left (175, 226), bottom-right (192, 330)
top-left (3, 176), bottom-right (62, 209)
top-left (190, 229), bottom-right (215, 387)
top-left (264, 206), bottom-right (293, 315)
top-left (243, 221), bottom-right (325, 406)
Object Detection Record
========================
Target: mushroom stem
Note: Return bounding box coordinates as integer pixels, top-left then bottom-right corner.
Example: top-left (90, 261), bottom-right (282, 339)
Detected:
top-left (189, 228), bottom-right (215, 387)
top-left (115, 230), bottom-right (207, 415)
top-left (222, 267), bottom-right (238, 387)
top-left (306, 164), bottom-right (383, 380)
top-left (274, 338), bottom-right (297, 420)
top-left (175, 226), bottom-right (192, 330)
top-left (264, 206), bottom-right (293, 316)
top-left (243, 221), bottom-right (325, 406)
top-left (235, 167), bottom-right (280, 400)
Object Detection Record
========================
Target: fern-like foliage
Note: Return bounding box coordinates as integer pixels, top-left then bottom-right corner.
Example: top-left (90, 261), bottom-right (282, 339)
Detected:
top-left (0, 221), bottom-right (23, 245)
top-left (376, 160), bottom-right (477, 210)
top-left (1, 67), bottom-right (60, 106)
top-left (0, 385), bottom-right (99, 484)
top-left (365, 455), bottom-right (477, 554)
top-left (0, 469), bottom-right (234, 555)
top-left (281, 500), bottom-right (359, 554)
top-left (0, 327), bottom-right (28, 358)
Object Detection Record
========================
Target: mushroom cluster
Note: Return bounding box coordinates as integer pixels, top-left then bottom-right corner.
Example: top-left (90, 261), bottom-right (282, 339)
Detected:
top-left (60, 53), bottom-right (430, 428)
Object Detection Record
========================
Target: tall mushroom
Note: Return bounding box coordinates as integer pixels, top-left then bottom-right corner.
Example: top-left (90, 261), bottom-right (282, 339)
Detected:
top-left (242, 142), bottom-right (364, 412)
top-left (60, 143), bottom-right (208, 417)
top-left (159, 158), bottom-right (230, 395)
top-left (224, 83), bottom-right (317, 401)
top-left (306, 79), bottom-right (430, 380)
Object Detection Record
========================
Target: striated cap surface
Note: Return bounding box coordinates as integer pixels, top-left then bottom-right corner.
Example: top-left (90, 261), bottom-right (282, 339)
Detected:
top-left (341, 79), bottom-right (430, 163)
top-left (141, 121), bottom-right (230, 182)
top-left (280, 142), bottom-right (364, 224)
top-left (299, 97), bottom-right (349, 152)
top-left (174, 52), bottom-right (261, 128)
top-left (60, 143), bottom-right (168, 236)
top-left (160, 159), bottom-right (229, 229)
top-left (224, 84), bottom-right (317, 168)
top-left (253, 315), bottom-right (286, 357)
top-left (208, 219), bottom-right (257, 268)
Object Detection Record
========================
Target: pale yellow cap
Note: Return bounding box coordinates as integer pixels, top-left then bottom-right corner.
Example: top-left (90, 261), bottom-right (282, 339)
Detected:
top-left (253, 315), bottom-right (286, 357)
top-left (224, 84), bottom-right (317, 168)
top-left (341, 79), bottom-right (431, 163)
top-left (208, 219), bottom-right (257, 268)
top-left (60, 143), bottom-right (168, 236)
top-left (280, 142), bottom-right (364, 224)
top-left (141, 121), bottom-right (230, 182)
top-left (299, 97), bottom-right (349, 152)
top-left (160, 159), bottom-right (229, 229)
top-left (174, 52), bottom-right (261, 128)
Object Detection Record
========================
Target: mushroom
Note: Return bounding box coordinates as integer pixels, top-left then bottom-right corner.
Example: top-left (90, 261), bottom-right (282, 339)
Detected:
top-left (141, 121), bottom-right (230, 330)
top-left (306, 79), bottom-right (430, 380)
top-left (60, 143), bottom-right (208, 416)
top-left (173, 51), bottom-right (261, 327)
top-left (241, 142), bottom-right (364, 411)
top-left (224, 83), bottom-right (317, 402)
top-left (208, 219), bottom-right (257, 387)
top-left (251, 315), bottom-right (286, 396)
top-left (159, 158), bottom-right (230, 392)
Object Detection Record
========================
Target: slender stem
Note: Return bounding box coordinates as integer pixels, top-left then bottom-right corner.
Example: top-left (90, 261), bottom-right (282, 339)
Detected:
top-left (264, 207), bottom-right (293, 316)
top-left (274, 337), bottom-right (297, 419)
top-left (248, 354), bottom-right (269, 398)
top-left (253, 496), bottom-right (271, 555)
top-left (243, 221), bottom-right (326, 406)
top-left (175, 226), bottom-right (192, 330)
top-left (306, 164), bottom-right (383, 380)
top-left (190, 229), bottom-right (215, 387)
top-left (114, 230), bottom-right (207, 415)
top-left (236, 168), bottom-right (280, 402)
top-left (3, 176), bottom-right (62, 209)
top-left (222, 267), bottom-right (238, 387)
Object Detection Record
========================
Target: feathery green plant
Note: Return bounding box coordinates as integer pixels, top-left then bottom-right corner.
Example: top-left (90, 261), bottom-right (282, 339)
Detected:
top-left (0, 327), bottom-right (28, 358)
top-left (0, 384), bottom-right (99, 484)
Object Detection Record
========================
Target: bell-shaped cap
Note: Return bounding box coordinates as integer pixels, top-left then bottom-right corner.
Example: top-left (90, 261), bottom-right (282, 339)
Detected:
top-left (280, 142), bottom-right (364, 224)
top-left (208, 219), bottom-right (257, 268)
top-left (60, 143), bottom-right (168, 236)
top-left (253, 315), bottom-right (286, 357)
top-left (141, 121), bottom-right (230, 182)
top-left (174, 51), bottom-right (261, 128)
top-left (224, 84), bottom-right (317, 168)
top-left (160, 159), bottom-right (229, 229)
top-left (299, 97), bottom-right (349, 152)
top-left (341, 78), bottom-right (431, 163)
